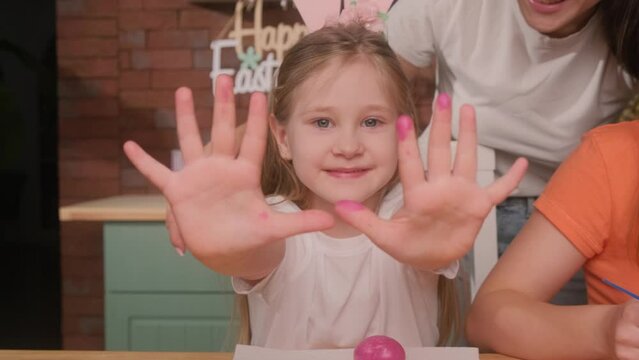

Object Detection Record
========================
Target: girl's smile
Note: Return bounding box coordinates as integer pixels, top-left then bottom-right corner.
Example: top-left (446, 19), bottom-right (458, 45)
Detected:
top-left (325, 167), bottom-right (371, 179)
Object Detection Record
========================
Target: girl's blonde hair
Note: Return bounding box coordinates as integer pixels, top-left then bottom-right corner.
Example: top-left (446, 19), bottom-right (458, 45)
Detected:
top-left (234, 23), bottom-right (459, 347)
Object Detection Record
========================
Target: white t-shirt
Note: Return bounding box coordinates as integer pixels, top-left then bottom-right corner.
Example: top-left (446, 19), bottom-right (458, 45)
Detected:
top-left (387, 0), bottom-right (637, 196)
top-left (232, 186), bottom-right (458, 349)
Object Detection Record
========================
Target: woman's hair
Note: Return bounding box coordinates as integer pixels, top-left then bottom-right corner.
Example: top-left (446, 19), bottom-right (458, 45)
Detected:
top-left (600, 0), bottom-right (639, 263)
top-left (600, 0), bottom-right (639, 79)
top-left (235, 23), bottom-right (459, 347)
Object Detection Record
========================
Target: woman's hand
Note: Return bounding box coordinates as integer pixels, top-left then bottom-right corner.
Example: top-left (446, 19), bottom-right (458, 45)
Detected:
top-left (124, 75), bottom-right (334, 279)
top-left (612, 300), bottom-right (639, 359)
top-left (335, 94), bottom-right (528, 271)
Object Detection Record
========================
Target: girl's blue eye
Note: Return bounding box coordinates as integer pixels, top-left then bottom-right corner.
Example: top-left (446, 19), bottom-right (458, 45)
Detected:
top-left (314, 118), bottom-right (331, 128)
top-left (363, 118), bottom-right (380, 127)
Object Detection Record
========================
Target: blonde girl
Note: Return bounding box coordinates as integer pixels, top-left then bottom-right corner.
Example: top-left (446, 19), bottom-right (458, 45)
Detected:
top-left (124, 23), bottom-right (526, 349)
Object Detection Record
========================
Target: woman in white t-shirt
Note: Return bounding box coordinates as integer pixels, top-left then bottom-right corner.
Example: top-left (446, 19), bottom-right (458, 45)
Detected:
top-left (386, 0), bottom-right (638, 305)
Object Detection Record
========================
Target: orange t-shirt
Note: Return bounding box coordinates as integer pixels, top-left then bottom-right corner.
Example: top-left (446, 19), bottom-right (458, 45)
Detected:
top-left (535, 121), bottom-right (639, 305)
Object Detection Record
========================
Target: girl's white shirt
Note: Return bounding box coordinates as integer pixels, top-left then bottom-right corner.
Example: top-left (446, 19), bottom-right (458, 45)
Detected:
top-left (232, 184), bottom-right (458, 349)
top-left (386, 0), bottom-right (637, 196)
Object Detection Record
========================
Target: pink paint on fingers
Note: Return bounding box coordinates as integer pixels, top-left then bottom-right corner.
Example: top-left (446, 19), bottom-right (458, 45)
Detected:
top-left (258, 211), bottom-right (269, 220)
top-left (396, 115), bottom-right (412, 141)
top-left (437, 93), bottom-right (451, 110)
top-left (335, 200), bottom-right (365, 212)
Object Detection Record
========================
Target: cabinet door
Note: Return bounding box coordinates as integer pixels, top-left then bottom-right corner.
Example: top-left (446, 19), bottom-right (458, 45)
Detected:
top-left (104, 222), bottom-right (237, 351)
top-left (106, 293), bottom-right (237, 351)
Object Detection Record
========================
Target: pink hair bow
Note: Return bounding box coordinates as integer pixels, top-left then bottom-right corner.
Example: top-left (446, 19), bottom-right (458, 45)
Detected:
top-left (293, 0), bottom-right (393, 33)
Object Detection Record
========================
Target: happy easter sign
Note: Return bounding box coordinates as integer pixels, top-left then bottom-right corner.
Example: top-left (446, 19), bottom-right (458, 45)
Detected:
top-left (210, 0), bottom-right (307, 94)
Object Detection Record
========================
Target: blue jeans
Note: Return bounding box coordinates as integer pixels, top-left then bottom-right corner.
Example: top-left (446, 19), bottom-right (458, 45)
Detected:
top-left (497, 197), bottom-right (587, 305)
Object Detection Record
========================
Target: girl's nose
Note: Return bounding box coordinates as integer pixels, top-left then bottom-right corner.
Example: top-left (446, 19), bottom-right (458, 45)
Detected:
top-left (331, 131), bottom-right (363, 158)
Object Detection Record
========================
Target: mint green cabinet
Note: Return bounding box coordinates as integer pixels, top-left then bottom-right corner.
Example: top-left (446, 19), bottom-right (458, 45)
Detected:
top-left (104, 222), bottom-right (236, 351)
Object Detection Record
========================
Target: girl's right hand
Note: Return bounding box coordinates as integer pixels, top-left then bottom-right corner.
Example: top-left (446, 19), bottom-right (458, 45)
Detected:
top-left (123, 75), bottom-right (334, 278)
top-left (612, 300), bottom-right (639, 360)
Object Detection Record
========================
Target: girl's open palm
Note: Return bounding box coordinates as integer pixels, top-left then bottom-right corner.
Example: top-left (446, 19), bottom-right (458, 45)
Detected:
top-left (123, 76), bottom-right (334, 278)
top-left (336, 96), bottom-right (528, 271)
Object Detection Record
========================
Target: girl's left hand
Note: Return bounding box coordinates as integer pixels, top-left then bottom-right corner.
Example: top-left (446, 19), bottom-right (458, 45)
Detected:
top-left (335, 94), bottom-right (528, 271)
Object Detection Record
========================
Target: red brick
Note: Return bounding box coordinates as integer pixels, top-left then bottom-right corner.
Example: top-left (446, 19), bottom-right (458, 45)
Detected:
top-left (61, 256), bottom-right (104, 278)
top-left (58, 58), bottom-right (118, 78)
top-left (120, 167), bottom-right (149, 188)
top-left (179, 10), bottom-right (227, 29)
top-left (131, 49), bottom-right (192, 69)
top-left (120, 109), bottom-right (156, 128)
top-left (119, 11), bottom-right (177, 30)
top-left (63, 297), bottom-right (104, 317)
top-left (195, 107), bottom-right (213, 129)
top-left (120, 128), bottom-right (177, 149)
top-left (58, 0), bottom-right (118, 17)
top-left (59, 178), bottom-right (120, 197)
top-left (119, 30), bottom-right (146, 49)
top-left (63, 335), bottom-right (104, 350)
top-left (59, 118), bottom-right (118, 139)
top-left (193, 49), bottom-right (211, 69)
top-left (59, 160), bottom-right (120, 179)
top-left (62, 275), bottom-right (104, 297)
top-left (119, 51), bottom-right (131, 70)
top-left (59, 98), bottom-right (119, 118)
top-left (120, 89), bottom-right (174, 108)
top-left (154, 108), bottom-right (175, 128)
top-left (191, 89), bottom-right (214, 107)
top-left (58, 79), bottom-right (118, 98)
top-left (143, 0), bottom-right (192, 9)
top-left (59, 139), bottom-right (121, 160)
top-left (60, 223), bottom-right (103, 257)
top-left (119, 0), bottom-right (142, 10)
top-left (62, 316), bottom-right (104, 336)
top-left (120, 71), bottom-right (151, 89)
top-left (148, 29), bottom-right (209, 49)
top-left (151, 69), bottom-right (211, 89)
top-left (57, 19), bottom-right (117, 38)
top-left (58, 38), bottom-right (118, 58)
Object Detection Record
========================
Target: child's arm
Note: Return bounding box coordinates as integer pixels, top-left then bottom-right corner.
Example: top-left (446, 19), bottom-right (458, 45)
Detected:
top-left (336, 94), bottom-right (527, 271)
top-left (124, 76), bottom-right (334, 280)
top-left (466, 211), bottom-right (639, 359)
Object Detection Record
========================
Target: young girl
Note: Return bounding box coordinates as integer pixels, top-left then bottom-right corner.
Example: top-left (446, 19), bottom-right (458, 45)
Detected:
top-left (123, 23), bottom-right (526, 349)
top-left (466, 56), bottom-right (639, 358)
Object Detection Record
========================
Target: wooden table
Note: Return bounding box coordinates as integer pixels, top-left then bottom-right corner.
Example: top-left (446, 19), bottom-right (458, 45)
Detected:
top-left (0, 351), bottom-right (518, 359)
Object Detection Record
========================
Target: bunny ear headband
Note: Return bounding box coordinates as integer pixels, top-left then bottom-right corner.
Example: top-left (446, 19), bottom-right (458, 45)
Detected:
top-left (292, 0), bottom-right (394, 33)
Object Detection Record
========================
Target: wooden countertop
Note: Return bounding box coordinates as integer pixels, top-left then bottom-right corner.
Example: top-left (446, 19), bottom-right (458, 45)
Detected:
top-left (59, 195), bottom-right (166, 221)
top-left (0, 351), bottom-right (518, 359)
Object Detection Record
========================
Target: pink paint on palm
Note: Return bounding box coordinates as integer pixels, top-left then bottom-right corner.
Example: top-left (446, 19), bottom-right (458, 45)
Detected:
top-left (292, 0), bottom-right (341, 32)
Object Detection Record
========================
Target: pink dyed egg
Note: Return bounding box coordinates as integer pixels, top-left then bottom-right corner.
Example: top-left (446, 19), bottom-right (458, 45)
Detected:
top-left (353, 335), bottom-right (406, 360)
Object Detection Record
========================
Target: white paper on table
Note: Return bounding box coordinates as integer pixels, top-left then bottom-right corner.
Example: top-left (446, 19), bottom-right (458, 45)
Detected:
top-left (233, 344), bottom-right (479, 360)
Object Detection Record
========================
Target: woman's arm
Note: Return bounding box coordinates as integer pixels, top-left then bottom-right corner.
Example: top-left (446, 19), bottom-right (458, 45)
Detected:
top-left (466, 211), bottom-right (618, 359)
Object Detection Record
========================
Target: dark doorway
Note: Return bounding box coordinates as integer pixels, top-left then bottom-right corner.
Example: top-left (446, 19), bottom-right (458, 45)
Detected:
top-left (0, 0), bottom-right (61, 349)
